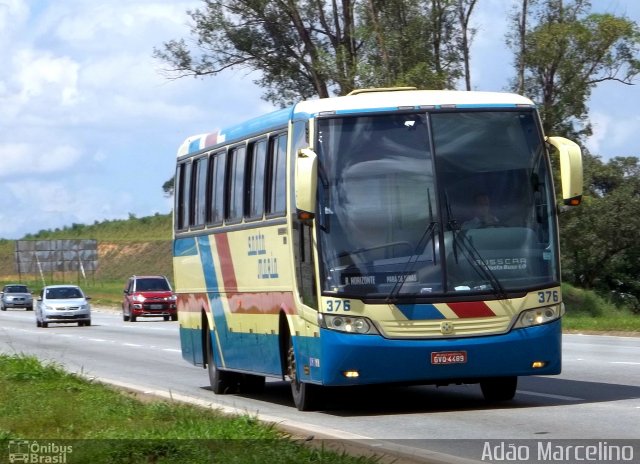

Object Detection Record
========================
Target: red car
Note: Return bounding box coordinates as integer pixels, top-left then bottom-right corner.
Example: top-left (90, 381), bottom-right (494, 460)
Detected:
top-left (122, 275), bottom-right (177, 322)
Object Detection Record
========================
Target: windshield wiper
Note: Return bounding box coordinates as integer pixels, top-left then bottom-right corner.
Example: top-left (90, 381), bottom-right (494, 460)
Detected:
top-left (451, 229), bottom-right (507, 300)
top-left (386, 188), bottom-right (438, 302)
top-left (385, 221), bottom-right (438, 302)
top-left (444, 193), bottom-right (507, 300)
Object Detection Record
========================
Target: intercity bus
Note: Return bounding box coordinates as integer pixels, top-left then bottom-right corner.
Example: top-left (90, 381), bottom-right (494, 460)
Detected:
top-left (172, 88), bottom-right (582, 410)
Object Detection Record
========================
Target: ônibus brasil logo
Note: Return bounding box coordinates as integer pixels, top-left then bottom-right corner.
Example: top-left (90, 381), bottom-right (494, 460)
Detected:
top-left (7, 440), bottom-right (73, 463)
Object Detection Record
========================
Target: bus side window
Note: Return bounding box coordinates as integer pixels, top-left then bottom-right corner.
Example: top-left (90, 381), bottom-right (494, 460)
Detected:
top-left (208, 151), bottom-right (226, 226)
top-left (226, 145), bottom-right (247, 223)
top-left (247, 138), bottom-right (267, 220)
top-left (267, 133), bottom-right (287, 216)
top-left (190, 156), bottom-right (208, 228)
top-left (175, 161), bottom-right (191, 231)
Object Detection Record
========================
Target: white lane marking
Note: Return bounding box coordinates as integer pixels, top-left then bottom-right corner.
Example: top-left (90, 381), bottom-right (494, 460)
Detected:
top-left (162, 348), bottom-right (181, 353)
top-left (610, 361), bottom-right (640, 365)
top-left (88, 338), bottom-right (108, 342)
top-left (517, 390), bottom-right (583, 401)
top-left (123, 343), bottom-right (143, 347)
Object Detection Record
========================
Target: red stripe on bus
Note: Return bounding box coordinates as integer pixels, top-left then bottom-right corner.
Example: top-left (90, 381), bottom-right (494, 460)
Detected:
top-left (215, 233), bottom-right (238, 291)
top-left (447, 301), bottom-right (495, 318)
top-left (227, 291), bottom-right (296, 315)
top-left (177, 291), bottom-right (296, 315)
top-left (177, 293), bottom-right (209, 313)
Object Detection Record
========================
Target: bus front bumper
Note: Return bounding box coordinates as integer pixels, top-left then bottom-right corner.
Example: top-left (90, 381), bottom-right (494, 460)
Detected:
top-left (298, 319), bottom-right (562, 386)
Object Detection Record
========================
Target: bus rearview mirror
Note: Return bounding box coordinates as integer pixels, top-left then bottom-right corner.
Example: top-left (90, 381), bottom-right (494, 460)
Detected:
top-left (547, 136), bottom-right (583, 206)
top-left (295, 148), bottom-right (318, 219)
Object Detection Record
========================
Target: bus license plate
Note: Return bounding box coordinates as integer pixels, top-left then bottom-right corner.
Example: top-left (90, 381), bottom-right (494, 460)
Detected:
top-left (431, 351), bottom-right (467, 365)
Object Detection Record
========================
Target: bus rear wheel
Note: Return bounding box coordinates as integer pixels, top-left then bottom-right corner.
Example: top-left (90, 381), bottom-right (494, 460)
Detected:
top-left (480, 376), bottom-right (518, 401)
top-left (205, 329), bottom-right (238, 394)
top-left (287, 338), bottom-right (321, 411)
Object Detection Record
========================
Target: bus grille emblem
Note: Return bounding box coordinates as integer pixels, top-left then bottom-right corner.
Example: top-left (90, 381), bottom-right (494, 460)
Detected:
top-left (440, 321), bottom-right (454, 335)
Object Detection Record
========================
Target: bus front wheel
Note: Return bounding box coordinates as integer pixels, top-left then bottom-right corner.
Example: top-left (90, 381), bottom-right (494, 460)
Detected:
top-left (480, 376), bottom-right (518, 401)
top-left (287, 338), bottom-right (322, 411)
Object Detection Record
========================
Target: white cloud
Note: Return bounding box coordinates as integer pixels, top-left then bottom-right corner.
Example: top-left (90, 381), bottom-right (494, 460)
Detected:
top-left (587, 111), bottom-right (640, 158)
top-left (44, 1), bottom-right (197, 51)
top-left (0, 143), bottom-right (82, 176)
top-left (12, 49), bottom-right (80, 106)
top-left (0, 178), bottom-right (136, 237)
top-left (0, 0), bottom-right (28, 42)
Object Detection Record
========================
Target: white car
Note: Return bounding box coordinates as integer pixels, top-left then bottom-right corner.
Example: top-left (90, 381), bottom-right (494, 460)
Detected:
top-left (36, 285), bottom-right (92, 328)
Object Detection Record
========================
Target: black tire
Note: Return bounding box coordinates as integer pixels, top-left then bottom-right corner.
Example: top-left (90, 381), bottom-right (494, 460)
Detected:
top-left (123, 312), bottom-right (129, 322)
top-left (36, 319), bottom-right (41, 327)
top-left (205, 327), bottom-right (238, 394)
top-left (480, 376), bottom-right (518, 402)
top-left (41, 321), bottom-right (48, 328)
top-left (287, 337), bottom-right (322, 411)
top-left (26, 306), bottom-right (33, 311)
top-left (130, 313), bottom-right (137, 322)
top-left (171, 314), bottom-right (178, 322)
top-left (0, 304), bottom-right (5, 311)
top-left (163, 315), bottom-right (170, 321)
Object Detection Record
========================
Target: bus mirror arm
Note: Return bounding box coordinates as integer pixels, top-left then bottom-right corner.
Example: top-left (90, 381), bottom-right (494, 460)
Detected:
top-left (295, 148), bottom-right (318, 220)
top-left (546, 136), bottom-right (583, 207)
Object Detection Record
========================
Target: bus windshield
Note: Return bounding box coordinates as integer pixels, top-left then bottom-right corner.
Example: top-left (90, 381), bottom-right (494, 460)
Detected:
top-left (316, 110), bottom-right (558, 300)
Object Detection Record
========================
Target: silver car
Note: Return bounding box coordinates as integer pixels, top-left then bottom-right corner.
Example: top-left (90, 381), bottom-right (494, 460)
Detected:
top-left (0, 284), bottom-right (33, 311)
top-left (36, 285), bottom-right (92, 328)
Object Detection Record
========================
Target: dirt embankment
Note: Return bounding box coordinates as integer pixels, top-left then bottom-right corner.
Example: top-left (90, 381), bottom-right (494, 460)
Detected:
top-left (0, 240), bottom-right (173, 283)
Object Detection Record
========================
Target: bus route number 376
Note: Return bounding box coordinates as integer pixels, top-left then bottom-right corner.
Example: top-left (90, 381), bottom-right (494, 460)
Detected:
top-left (325, 299), bottom-right (351, 312)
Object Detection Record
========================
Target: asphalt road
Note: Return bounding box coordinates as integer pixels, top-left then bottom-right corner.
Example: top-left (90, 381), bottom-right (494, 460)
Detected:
top-left (1, 308), bottom-right (638, 463)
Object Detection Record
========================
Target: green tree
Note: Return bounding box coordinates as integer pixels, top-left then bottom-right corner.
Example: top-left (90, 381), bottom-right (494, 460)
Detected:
top-left (357, 0), bottom-right (464, 89)
top-left (560, 155), bottom-right (640, 295)
top-left (154, 0), bottom-right (469, 106)
top-left (455, 0), bottom-right (478, 90)
top-left (507, 0), bottom-right (640, 141)
top-left (162, 178), bottom-right (175, 198)
top-left (154, 0), bottom-right (359, 107)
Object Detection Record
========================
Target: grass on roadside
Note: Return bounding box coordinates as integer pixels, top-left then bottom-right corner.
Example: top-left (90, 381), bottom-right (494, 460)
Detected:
top-left (0, 354), bottom-right (377, 464)
top-left (562, 283), bottom-right (640, 333)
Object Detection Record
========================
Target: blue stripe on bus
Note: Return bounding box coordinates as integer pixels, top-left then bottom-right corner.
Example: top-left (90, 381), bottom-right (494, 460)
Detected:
top-left (188, 138), bottom-right (201, 154)
top-left (334, 106), bottom-right (398, 114)
top-left (396, 304), bottom-right (446, 320)
top-left (174, 237), bottom-right (198, 257)
top-left (197, 236), bottom-right (227, 332)
top-left (194, 235), bottom-right (282, 375)
top-left (220, 107), bottom-right (293, 143)
top-left (455, 104), bottom-right (525, 108)
top-left (196, 236), bottom-right (230, 370)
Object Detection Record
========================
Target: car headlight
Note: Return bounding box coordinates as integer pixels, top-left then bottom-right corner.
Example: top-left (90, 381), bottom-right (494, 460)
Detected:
top-left (513, 304), bottom-right (564, 329)
top-left (167, 295), bottom-right (177, 301)
top-left (133, 294), bottom-right (146, 302)
top-left (319, 314), bottom-right (379, 335)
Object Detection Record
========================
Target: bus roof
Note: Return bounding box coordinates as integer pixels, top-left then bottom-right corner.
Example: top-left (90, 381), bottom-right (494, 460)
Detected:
top-left (177, 89), bottom-right (535, 157)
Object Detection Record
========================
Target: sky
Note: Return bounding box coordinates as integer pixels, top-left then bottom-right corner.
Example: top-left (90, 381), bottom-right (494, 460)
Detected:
top-left (0, 0), bottom-right (638, 240)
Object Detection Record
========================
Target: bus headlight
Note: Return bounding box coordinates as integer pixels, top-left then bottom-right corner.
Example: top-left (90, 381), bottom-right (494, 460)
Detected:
top-left (514, 304), bottom-right (564, 328)
top-left (319, 314), bottom-right (379, 335)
